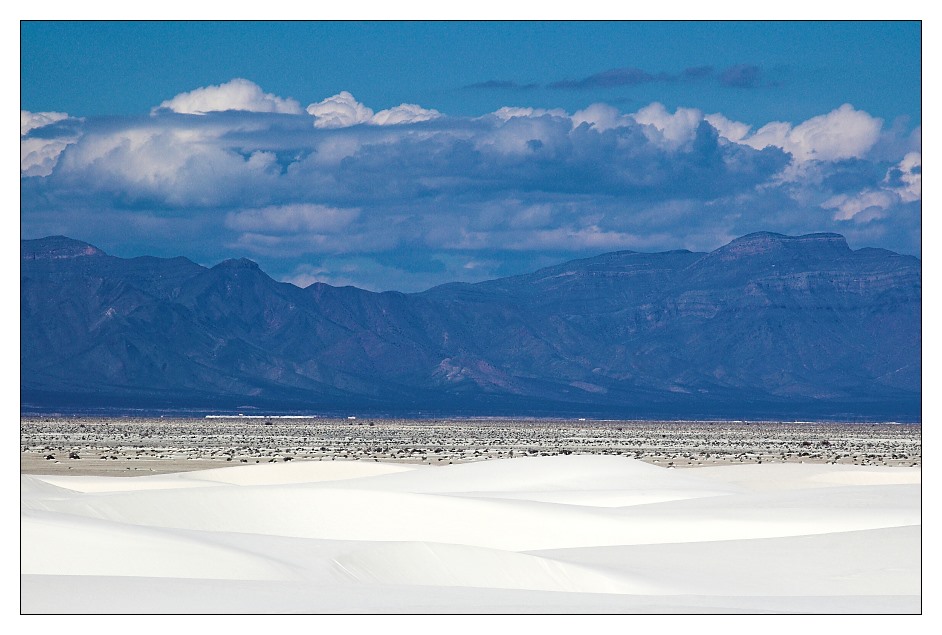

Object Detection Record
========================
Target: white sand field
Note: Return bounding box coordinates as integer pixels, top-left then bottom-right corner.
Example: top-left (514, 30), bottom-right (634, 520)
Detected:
top-left (20, 455), bottom-right (921, 614)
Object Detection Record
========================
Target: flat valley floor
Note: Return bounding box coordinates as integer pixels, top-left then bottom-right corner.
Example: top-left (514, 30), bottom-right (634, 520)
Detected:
top-left (21, 417), bottom-right (921, 477)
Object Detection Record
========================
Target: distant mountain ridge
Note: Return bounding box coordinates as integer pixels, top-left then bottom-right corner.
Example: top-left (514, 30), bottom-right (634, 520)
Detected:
top-left (21, 233), bottom-right (921, 419)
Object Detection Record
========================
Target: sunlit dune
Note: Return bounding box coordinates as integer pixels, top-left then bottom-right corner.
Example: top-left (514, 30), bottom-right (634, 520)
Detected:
top-left (21, 455), bottom-right (920, 614)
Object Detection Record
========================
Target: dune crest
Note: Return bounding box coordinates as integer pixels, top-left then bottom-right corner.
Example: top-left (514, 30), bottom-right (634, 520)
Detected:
top-left (21, 455), bottom-right (921, 614)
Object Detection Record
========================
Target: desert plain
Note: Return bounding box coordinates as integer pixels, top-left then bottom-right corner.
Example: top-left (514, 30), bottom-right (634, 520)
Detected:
top-left (20, 417), bottom-right (921, 614)
top-left (20, 416), bottom-right (921, 476)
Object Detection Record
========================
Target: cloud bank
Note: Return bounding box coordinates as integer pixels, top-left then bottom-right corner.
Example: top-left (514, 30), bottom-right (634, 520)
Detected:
top-left (21, 80), bottom-right (920, 291)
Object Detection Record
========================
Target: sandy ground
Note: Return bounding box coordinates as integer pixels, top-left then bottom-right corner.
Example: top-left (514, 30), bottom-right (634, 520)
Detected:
top-left (20, 417), bottom-right (921, 477)
top-left (21, 454), bottom-right (921, 614)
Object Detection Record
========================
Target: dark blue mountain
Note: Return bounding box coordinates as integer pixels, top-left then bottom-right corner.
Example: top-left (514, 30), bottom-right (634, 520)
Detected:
top-left (20, 233), bottom-right (921, 420)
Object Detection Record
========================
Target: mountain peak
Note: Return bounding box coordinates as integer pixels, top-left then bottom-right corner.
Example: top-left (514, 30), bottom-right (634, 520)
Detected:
top-left (212, 257), bottom-right (261, 271)
top-left (22, 236), bottom-right (106, 260)
top-left (713, 232), bottom-right (850, 260)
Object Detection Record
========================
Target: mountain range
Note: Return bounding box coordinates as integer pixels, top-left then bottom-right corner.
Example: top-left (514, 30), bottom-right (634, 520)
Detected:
top-left (21, 232), bottom-right (921, 420)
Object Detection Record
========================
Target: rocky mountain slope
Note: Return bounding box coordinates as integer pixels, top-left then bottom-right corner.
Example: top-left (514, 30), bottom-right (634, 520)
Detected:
top-left (21, 233), bottom-right (921, 419)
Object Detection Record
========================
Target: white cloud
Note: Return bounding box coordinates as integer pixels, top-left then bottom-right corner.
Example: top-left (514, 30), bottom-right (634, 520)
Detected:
top-left (21, 110), bottom-right (80, 176)
top-left (572, 103), bottom-right (630, 132)
top-left (824, 190), bottom-right (899, 221)
top-left (704, 113), bottom-right (752, 143)
top-left (492, 106), bottom-right (568, 121)
top-left (307, 92), bottom-right (374, 128)
top-left (54, 125), bottom-right (280, 206)
top-left (156, 78), bottom-right (303, 115)
top-left (742, 121), bottom-right (794, 156)
top-left (21, 110), bottom-right (69, 136)
top-left (787, 104), bottom-right (882, 161)
top-left (741, 104), bottom-right (882, 162)
top-left (371, 103), bottom-right (442, 125)
top-left (21, 137), bottom-right (71, 177)
top-left (631, 103), bottom-right (704, 148)
top-left (22, 94), bottom-right (921, 284)
top-left (473, 111), bottom-right (570, 156)
top-left (887, 152), bottom-right (921, 203)
top-left (307, 92), bottom-right (442, 127)
top-left (305, 136), bottom-right (366, 167)
top-left (824, 149), bottom-right (923, 222)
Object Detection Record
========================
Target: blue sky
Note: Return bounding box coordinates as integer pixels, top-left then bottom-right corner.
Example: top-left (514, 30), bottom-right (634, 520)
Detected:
top-left (20, 21), bottom-right (921, 291)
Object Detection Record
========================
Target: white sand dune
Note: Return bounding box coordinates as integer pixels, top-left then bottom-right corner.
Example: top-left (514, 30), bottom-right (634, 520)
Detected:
top-left (20, 455), bottom-right (921, 614)
top-left (22, 511), bottom-right (300, 580)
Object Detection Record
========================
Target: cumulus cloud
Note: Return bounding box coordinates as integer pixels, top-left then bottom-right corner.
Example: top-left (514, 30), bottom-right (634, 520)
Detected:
top-left (156, 78), bottom-right (304, 115)
top-left (822, 151), bottom-right (921, 222)
top-left (473, 119), bottom-right (557, 156)
top-left (571, 103), bottom-right (630, 132)
top-left (307, 92), bottom-right (442, 128)
top-left (742, 104), bottom-right (882, 163)
top-left (632, 103), bottom-right (704, 148)
top-left (49, 122), bottom-right (283, 207)
top-left (786, 104), bottom-right (882, 161)
top-left (21, 110), bottom-right (82, 176)
top-left (371, 103), bottom-right (442, 125)
top-left (306, 91), bottom-right (375, 128)
top-left (492, 106), bottom-right (568, 121)
top-left (22, 110), bottom-right (69, 136)
top-left (824, 189), bottom-right (899, 221)
top-left (21, 93), bottom-right (920, 292)
top-left (886, 152), bottom-right (921, 202)
top-left (704, 113), bottom-right (752, 143)
top-left (22, 137), bottom-right (69, 177)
